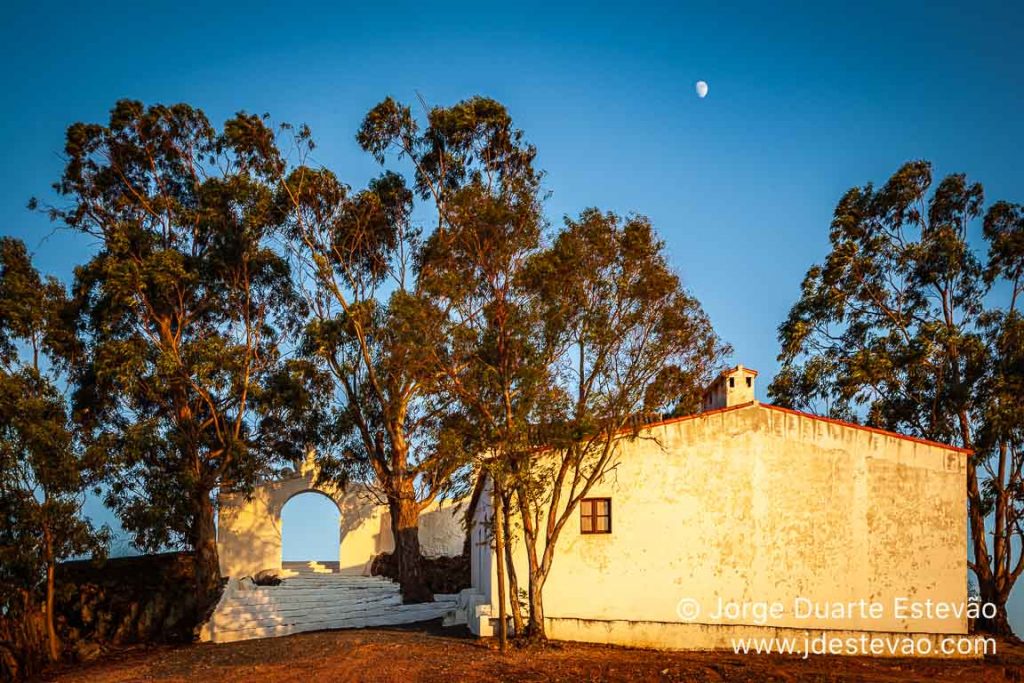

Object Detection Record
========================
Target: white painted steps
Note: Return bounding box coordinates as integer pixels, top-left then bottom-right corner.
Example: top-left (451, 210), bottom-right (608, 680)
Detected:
top-left (202, 569), bottom-right (458, 644)
top-left (443, 588), bottom-right (496, 636)
top-left (279, 560), bottom-right (339, 577)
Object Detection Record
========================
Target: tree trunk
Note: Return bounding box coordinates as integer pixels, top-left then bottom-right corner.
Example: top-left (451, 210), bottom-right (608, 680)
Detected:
top-left (493, 482), bottom-right (509, 652)
top-left (500, 490), bottom-right (524, 636)
top-left (514, 484), bottom-right (548, 642)
top-left (526, 567), bottom-right (546, 641)
top-left (388, 479), bottom-right (432, 604)
top-left (977, 582), bottom-right (1016, 637)
top-left (518, 508), bottom-right (546, 640)
top-left (958, 416), bottom-right (1017, 638)
top-left (43, 528), bottom-right (60, 663)
top-left (192, 488), bottom-right (221, 612)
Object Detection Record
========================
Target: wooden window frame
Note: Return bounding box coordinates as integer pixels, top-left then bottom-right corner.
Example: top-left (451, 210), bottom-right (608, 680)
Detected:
top-left (580, 497), bottom-right (612, 534)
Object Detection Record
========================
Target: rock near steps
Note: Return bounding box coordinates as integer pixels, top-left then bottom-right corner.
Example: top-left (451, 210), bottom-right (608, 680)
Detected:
top-left (201, 572), bottom-right (458, 644)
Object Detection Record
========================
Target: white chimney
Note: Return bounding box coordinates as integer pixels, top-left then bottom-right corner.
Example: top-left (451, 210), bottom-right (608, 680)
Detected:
top-left (702, 365), bottom-right (758, 411)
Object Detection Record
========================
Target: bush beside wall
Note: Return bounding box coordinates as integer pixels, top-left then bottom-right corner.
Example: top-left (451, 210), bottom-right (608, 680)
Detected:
top-left (370, 552), bottom-right (470, 595)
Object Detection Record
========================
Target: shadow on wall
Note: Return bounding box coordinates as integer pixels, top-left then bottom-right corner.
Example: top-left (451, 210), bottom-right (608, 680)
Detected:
top-left (367, 503), bottom-right (466, 558)
top-left (417, 504), bottom-right (468, 558)
top-left (336, 492), bottom-right (384, 573)
top-left (217, 493), bottom-right (284, 578)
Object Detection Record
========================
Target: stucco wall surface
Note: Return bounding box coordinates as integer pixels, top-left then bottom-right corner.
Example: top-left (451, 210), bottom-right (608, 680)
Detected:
top-left (473, 403), bottom-right (969, 640)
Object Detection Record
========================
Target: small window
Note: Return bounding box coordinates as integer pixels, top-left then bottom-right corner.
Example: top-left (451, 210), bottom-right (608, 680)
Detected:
top-left (729, 377), bottom-right (735, 388)
top-left (746, 377), bottom-right (752, 387)
top-left (581, 498), bottom-right (612, 534)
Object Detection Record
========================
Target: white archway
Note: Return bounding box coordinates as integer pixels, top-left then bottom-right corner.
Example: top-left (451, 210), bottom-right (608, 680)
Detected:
top-left (217, 456), bottom-right (468, 579)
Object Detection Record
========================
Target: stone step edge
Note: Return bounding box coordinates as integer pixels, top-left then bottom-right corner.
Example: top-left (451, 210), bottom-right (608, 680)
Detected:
top-left (215, 594), bottom-right (459, 615)
top-left (210, 609), bottom-right (457, 643)
top-left (215, 597), bottom-right (403, 615)
top-left (235, 587), bottom-right (396, 594)
top-left (270, 586), bottom-right (393, 591)
top-left (213, 601), bottom-right (457, 634)
top-left (215, 598), bottom-right (459, 627)
top-left (214, 605), bottom-right (414, 628)
top-left (214, 606), bottom-right (446, 630)
top-left (272, 582), bottom-right (397, 588)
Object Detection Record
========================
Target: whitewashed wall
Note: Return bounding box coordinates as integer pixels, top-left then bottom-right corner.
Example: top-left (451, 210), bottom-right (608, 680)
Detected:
top-left (217, 464), bottom-right (465, 578)
top-left (471, 403), bottom-right (970, 648)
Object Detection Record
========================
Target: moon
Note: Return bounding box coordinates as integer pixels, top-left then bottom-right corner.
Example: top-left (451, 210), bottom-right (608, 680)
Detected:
top-left (695, 80), bottom-right (708, 98)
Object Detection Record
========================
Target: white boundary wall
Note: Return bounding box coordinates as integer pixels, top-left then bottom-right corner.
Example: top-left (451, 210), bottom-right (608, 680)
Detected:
top-left (218, 460), bottom-right (465, 579)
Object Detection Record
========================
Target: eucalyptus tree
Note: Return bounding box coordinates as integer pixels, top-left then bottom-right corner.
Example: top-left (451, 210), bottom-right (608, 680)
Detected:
top-left (278, 160), bottom-right (464, 602)
top-left (508, 209), bottom-right (726, 639)
top-left (357, 96), bottom-right (547, 630)
top-left (362, 95), bottom-right (727, 640)
top-left (770, 161), bottom-right (1024, 635)
top-left (44, 100), bottom-right (305, 607)
top-left (418, 176), bottom-right (550, 644)
top-left (0, 238), bottom-right (107, 668)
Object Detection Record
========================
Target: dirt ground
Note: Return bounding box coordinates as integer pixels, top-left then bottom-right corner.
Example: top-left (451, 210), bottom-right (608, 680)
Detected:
top-left (43, 622), bottom-right (1024, 682)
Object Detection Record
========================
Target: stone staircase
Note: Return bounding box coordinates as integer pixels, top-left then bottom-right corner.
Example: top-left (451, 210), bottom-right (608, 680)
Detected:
top-left (442, 588), bottom-right (496, 636)
top-left (202, 562), bottom-right (459, 643)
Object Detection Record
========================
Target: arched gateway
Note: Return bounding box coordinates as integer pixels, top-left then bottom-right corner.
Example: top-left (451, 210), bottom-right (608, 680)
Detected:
top-left (204, 457), bottom-right (467, 643)
top-left (216, 455), bottom-right (465, 580)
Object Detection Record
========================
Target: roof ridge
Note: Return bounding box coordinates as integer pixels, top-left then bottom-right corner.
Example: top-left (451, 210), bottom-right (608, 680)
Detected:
top-left (638, 402), bottom-right (972, 455)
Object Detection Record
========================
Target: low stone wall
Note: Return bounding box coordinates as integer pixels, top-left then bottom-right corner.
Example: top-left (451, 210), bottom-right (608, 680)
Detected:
top-left (56, 552), bottom-right (211, 661)
top-left (370, 552), bottom-right (470, 595)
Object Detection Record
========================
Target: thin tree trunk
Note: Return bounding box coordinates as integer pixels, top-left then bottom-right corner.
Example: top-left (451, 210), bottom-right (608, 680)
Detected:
top-left (388, 479), bottom-right (432, 603)
top-left (493, 480), bottom-right (508, 652)
top-left (500, 490), bottom-right (524, 637)
top-left (43, 527), bottom-right (60, 663)
top-left (525, 562), bottom-right (546, 640)
top-left (514, 486), bottom-right (547, 642)
top-left (957, 411), bottom-right (1013, 636)
top-left (192, 488), bottom-right (221, 613)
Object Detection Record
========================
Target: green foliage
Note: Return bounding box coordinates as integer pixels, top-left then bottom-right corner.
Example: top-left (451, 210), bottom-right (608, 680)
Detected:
top-left (282, 160), bottom-right (455, 500)
top-left (365, 93), bottom-right (729, 634)
top-left (525, 209), bottom-right (726, 428)
top-left (43, 100), bottom-right (308, 599)
top-left (358, 96), bottom-right (537, 204)
top-left (413, 120), bottom-right (728, 636)
top-left (771, 161), bottom-right (990, 436)
top-left (283, 99), bottom-right (537, 601)
top-left (0, 238), bottom-right (108, 675)
top-left (289, 94), bottom-right (546, 510)
top-left (11, 93), bottom-right (730, 637)
top-left (505, 210), bottom-right (726, 630)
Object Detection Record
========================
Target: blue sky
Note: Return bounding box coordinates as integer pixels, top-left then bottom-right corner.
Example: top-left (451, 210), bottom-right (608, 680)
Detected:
top-left (2, 0), bottom-right (1022, 625)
